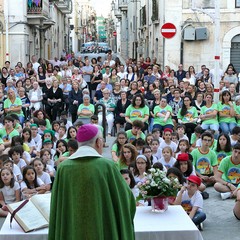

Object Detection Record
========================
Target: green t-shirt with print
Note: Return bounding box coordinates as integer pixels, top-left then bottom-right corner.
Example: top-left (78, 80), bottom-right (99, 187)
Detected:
top-left (77, 104), bottom-right (95, 119)
top-left (4, 97), bottom-right (24, 117)
top-left (126, 129), bottom-right (146, 143)
top-left (191, 148), bottom-right (218, 175)
top-left (213, 148), bottom-right (232, 165)
top-left (217, 102), bottom-right (236, 123)
top-left (125, 105), bottom-right (149, 123)
top-left (218, 156), bottom-right (240, 184)
top-left (200, 103), bottom-right (218, 125)
top-left (153, 105), bottom-right (174, 126)
top-left (0, 128), bottom-right (19, 143)
top-left (177, 106), bottom-right (198, 123)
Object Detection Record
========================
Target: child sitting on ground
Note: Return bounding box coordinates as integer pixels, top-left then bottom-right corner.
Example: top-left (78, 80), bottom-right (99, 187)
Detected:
top-left (174, 175), bottom-right (206, 230)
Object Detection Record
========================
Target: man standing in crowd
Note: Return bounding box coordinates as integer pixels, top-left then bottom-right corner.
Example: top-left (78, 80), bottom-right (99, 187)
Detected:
top-left (175, 64), bottom-right (186, 82)
top-left (49, 124), bottom-right (136, 240)
top-left (82, 59), bottom-right (93, 92)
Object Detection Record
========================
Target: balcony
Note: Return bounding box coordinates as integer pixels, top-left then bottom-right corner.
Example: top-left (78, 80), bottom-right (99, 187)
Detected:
top-left (27, 0), bottom-right (50, 24)
top-left (118, 0), bottom-right (128, 12)
top-left (114, 10), bottom-right (122, 19)
top-left (55, 0), bottom-right (72, 14)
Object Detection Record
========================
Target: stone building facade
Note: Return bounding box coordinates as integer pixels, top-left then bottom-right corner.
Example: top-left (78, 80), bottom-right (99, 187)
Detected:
top-left (113, 0), bottom-right (240, 72)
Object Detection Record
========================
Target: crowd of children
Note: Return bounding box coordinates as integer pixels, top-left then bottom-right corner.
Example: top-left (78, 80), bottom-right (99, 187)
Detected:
top-left (112, 123), bottom-right (240, 228)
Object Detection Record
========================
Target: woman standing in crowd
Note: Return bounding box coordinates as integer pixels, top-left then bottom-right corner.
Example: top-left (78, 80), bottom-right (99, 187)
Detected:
top-left (68, 81), bottom-right (82, 124)
top-left (126, 66), bottom-right (137, 82)
top-left (46, 63), bottom-right (54, 77)
top-left (1, 67), bottom-right (9, 87)
top-left (42, 77), bottom-right (53, 108)
top-left (37, 65), bottom-right (46, 88)
top-left (45, 79), bottom-right (63, 121)
top-left (188, 66), bottom-right (196, 84)
top-left (109, 68), bottom-right (120, 88)
top-left (91, 65), bottom-right (103, 95)
top-left (112, 82), bottom-right (121, 103)
top-left (115, 91), bottom-right (131, 133)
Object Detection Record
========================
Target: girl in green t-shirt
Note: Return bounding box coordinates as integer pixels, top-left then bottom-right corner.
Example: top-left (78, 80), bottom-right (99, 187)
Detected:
top-left (153, 96), bottom-right (174, 131)
top-left (111, 131), bottom-right (128, 162)
top-left (177, 95), bottom-right (198, 141)
top-left (218, 90), bottom-right (237, 135)
top-left (213, 133), bottom-right (232, 165)
top-left (199, 93), bottom-right (219, 138)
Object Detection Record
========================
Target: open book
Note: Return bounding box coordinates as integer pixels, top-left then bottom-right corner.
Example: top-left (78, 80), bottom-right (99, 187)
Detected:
top-left (7, 193), bottom-right (51, 233)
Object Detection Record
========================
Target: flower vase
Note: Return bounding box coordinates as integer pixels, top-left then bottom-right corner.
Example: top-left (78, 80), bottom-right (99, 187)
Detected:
top-left (151, 196), bottom-right (168, 213)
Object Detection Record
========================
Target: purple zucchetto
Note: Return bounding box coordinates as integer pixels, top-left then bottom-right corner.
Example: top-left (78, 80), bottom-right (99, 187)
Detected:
top-left (76, 124), bottom-right (99, 142)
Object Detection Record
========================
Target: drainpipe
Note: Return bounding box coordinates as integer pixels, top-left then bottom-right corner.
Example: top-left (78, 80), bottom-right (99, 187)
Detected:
top-left (4, 0), bottom-right (9, 61)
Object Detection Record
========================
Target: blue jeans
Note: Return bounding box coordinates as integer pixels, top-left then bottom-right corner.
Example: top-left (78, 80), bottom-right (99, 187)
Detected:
top-left (152, 124), bottom-right (174, 133)
top-left (149, 118), bottom-right (154, 132)
top-left (219, 122), bottom-right (237, 135)
top-left (192, 211), bottom-right (206, 225)
top-left (18, 115), bottom-right (25, 125)
top-left (201, 123), bottom-right (219, 139)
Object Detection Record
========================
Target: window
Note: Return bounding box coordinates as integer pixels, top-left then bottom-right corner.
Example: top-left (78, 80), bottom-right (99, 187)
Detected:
top-left (236, 0), bottom-right (240, 8)
top-left (140, 6), bottom-right (146, 26)
top-left (152, 0), bottom-right (159, 21)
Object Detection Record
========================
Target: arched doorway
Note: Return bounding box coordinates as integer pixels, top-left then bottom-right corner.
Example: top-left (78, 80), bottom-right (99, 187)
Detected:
top-left (222, 26), bottom-right (240, 70)
top-left (230, 34), bottom-right (240, 72)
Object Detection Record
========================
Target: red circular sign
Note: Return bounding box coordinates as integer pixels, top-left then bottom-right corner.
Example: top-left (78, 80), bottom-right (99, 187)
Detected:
top-left (113, 31), bottom-right (117, 37)
top-left (161, 23), bottom-right (176, 39)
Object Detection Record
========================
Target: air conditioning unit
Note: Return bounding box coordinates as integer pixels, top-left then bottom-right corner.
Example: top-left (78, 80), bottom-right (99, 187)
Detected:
top-left (183, 26), bottom-right (195, 41)
top-left (195, 27), bottom-right (208, 40)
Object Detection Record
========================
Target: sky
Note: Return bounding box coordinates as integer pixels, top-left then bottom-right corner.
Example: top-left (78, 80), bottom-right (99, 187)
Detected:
top-left (91, 0), bottom-right (112, 17)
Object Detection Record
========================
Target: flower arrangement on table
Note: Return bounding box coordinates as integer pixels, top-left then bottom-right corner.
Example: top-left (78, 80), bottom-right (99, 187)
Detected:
top-left (136, 168), bottom-right (181, 212)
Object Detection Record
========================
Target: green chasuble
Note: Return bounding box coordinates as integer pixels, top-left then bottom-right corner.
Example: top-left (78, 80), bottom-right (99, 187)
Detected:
top-left (49, 146), bottom-right (136, 240)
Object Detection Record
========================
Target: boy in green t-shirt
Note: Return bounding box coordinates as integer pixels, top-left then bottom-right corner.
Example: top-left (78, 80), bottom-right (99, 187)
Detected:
top-left (191, 132), bottom-right (218, 186)
top-left (214, 144), bottom-right (240, 200)
top-left (126, 120), bottom-right (146, 143)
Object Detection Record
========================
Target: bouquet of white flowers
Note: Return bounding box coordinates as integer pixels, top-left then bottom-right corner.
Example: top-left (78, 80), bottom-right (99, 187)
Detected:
top-left (137, 168), bottom-right (181, 200)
